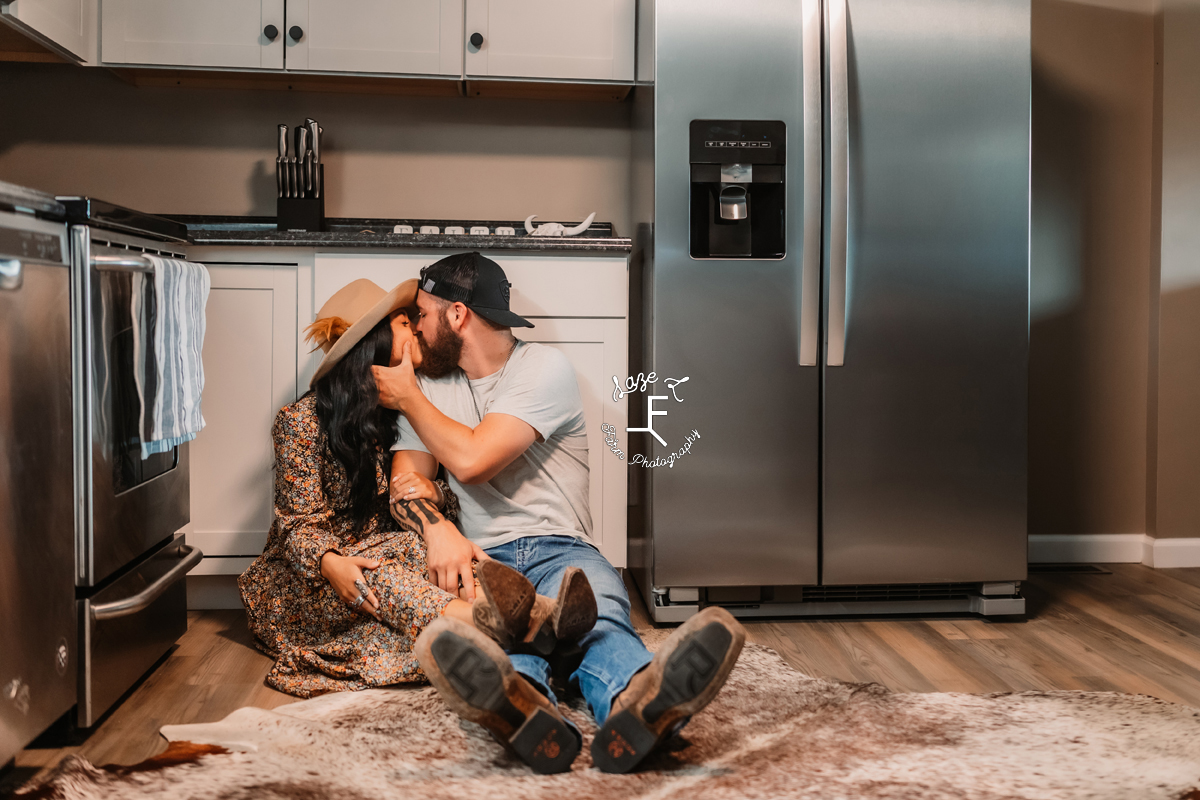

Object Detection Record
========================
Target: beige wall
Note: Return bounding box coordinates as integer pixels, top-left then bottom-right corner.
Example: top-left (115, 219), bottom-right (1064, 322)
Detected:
top-left (1028, 0), bottom-right (1156, 535)
top-left (1153, 0), bottom-right (1200, 538)
top-left (0, 15), bottom-right (1184, 540)
top-left (0, 64), bottom-right (632, 234)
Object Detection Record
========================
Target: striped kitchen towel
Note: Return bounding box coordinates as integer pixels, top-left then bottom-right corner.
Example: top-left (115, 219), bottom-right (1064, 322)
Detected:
top-left (131, 256), bottom-right (211, 459)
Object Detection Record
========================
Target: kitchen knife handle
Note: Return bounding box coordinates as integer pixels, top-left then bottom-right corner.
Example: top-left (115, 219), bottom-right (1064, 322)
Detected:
top-left (799, 0), bottom-right (821, 367)
top-left (311, 122), bottom-right (322, 198)
top-left (297, 128), bottom-right (309, 197)
top-left (276, 156), bottom-right (283, 198)
top-left (826, 0), bottom-right (850, 367)
top-left (308, 120), bottom-right (320, 161)
top-left (277, 123), bottom-right (288, 158)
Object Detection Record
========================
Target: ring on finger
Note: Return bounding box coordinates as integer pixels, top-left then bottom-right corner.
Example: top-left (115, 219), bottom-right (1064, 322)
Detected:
top-left (351, 592), bottom-right (367, 608)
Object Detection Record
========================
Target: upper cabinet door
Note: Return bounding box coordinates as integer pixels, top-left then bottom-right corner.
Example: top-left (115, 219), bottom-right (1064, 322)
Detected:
top-left (101, 0), bottom-right (285, 69)
top-left (1, 0), bottom-right (97, 62)
top-left (464, 0), bottom-right (634, 81)
top-left (284, 0), bottom-right (463, 76)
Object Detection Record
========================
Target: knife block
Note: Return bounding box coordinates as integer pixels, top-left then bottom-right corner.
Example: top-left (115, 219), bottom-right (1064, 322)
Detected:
top-left (276, 165), bottom-right (326, 232)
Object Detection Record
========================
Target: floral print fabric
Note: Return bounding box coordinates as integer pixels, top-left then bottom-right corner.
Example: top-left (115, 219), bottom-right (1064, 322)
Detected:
top-left (238, 393), bottom-right (456, 697)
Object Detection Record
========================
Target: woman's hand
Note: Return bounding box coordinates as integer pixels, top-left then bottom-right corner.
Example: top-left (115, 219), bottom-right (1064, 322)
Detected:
top-left (320, 551), bottom-right (382, 620)
top-left (390, 471), bottom-right (442, 507)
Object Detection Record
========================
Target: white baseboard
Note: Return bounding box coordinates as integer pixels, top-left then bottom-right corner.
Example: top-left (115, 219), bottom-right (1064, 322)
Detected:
top-left (1028, 534), bottom-right (1200, 568)
top-left (1144, 537), bottom-right (1200, 568)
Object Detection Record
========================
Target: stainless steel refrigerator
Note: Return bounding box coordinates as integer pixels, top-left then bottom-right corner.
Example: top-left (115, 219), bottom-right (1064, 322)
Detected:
top-left (629, 0), bottom-right (1029, 621)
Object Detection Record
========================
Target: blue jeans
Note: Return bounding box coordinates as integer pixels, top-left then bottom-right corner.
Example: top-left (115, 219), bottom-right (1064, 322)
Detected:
top-left (484, 535), bottom-right (653, 724)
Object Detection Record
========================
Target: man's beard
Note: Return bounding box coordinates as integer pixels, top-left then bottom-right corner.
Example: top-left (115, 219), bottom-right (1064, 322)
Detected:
top-left (416, 313), bottom-right (463, 379)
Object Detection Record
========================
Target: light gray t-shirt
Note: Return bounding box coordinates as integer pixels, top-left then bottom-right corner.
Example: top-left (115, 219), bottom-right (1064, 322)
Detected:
top-left (391, 341), bottom-right (592, 550)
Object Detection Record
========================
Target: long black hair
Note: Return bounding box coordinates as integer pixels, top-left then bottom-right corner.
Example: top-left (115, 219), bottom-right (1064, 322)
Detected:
top-left (314, 316), bottom-right (399, 526)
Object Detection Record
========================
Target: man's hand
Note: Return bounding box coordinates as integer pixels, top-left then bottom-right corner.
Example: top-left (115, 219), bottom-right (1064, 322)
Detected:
top-left (423, 519), bottom-right (489, 601)
top-left (372, 341), bottom-right (420, 412)
top-left (389, 498), bottom-right (489, 600)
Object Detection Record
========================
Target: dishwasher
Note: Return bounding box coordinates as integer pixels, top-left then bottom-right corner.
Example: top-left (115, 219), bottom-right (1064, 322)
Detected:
top-left (0, 182), bottom-right (76, 765)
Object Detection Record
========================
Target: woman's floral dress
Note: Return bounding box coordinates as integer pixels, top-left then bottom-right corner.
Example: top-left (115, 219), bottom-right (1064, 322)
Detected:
top-left (238, 393), bottom-right (457, 697)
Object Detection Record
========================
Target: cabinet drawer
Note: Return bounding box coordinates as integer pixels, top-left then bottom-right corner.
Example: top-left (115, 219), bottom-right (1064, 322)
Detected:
top-left (314, 253), bottom-right (628, 319)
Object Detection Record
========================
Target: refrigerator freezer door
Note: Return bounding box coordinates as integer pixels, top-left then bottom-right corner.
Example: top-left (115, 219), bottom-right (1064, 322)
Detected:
top-left (0, 216), bottom-right (76, 763)
top-left (822, 0), bottom-right (1030, 584)
top-left (648, 0), bottom-right (820, 588)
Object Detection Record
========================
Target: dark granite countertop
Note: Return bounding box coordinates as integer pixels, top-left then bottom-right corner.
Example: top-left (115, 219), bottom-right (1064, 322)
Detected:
top-left (171, 216), bottom-right (632, 253)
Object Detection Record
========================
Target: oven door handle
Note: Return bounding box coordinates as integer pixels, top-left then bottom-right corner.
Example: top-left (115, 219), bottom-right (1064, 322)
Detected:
top-left (90, 544), bottom-right (204, 621)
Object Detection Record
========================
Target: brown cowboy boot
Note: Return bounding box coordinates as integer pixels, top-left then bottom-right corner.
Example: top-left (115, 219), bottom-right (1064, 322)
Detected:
top-left (416, 617), bottom-right (580, 774)
top-left (473, 560), bottom-right (598, 655)
top-left (590, 606), bottom-right (745, 774)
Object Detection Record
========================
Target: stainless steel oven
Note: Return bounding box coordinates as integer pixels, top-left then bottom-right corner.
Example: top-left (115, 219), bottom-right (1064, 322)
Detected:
top-left (64, 200), bottom-right (202, 726)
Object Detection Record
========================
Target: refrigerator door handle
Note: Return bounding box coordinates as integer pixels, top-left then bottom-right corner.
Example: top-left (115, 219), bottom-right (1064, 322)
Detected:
top-left (799, 0), bottom-right (822, 366)
top-left (827, 0), bottom-right (850, 367)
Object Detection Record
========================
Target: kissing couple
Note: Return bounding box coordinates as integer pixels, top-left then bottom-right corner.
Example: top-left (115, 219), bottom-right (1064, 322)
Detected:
top-left (240, 251), bottom-right (745, 774)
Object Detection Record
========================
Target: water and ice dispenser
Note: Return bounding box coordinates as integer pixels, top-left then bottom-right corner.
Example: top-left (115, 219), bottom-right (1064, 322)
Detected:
top-left (689, 120), bottom-right (786, 259)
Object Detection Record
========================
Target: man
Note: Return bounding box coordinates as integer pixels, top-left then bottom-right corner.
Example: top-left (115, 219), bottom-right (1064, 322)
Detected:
top-left (373, 252), bottom-right (744, 774)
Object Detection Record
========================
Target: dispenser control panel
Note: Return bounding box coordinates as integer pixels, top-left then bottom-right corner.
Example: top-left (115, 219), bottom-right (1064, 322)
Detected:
top-left (705, 140), bottom-right (772, 149)
top-left (689, 120), bottom-right (786, 260)
top-left (691, 120), bottom-right (786, 164)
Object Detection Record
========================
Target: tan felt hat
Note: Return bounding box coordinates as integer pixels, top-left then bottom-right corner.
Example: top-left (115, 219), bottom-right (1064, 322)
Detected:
top-left (306, 278), bottom-right (418, 387)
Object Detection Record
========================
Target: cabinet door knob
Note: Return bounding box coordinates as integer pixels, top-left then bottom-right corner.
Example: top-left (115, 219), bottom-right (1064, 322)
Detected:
top-left (289, 25), bottom-right (305, 42)
top-left (263, 24), bottom-right (279, 41)
top-left (469, 32), bottom-right (484, 48)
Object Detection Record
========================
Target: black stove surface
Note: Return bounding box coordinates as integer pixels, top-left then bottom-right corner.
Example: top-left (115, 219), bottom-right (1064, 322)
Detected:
top-left (57, 197), bottom-right (188, 243)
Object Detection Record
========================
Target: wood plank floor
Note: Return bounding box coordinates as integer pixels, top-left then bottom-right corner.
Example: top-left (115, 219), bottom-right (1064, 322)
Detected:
top-left (5, 563), bottom-right (1200, 794)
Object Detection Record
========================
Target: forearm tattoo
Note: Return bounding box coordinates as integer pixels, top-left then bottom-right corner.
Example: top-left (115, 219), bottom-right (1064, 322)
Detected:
top-left (391, 498), bottom-right (443, 534)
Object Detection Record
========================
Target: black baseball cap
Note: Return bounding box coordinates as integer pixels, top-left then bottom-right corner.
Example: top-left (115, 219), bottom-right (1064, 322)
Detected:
top-left (418, 252), bottom-right (534, 328)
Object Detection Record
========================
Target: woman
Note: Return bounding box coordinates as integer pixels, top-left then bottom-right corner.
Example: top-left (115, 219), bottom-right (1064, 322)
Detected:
top-left (239, 278), bottom-right (487, 697)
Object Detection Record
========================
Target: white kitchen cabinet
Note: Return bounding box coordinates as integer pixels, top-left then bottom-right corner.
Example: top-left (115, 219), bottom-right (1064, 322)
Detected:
top-left (1, 0), bottom-right (96, 62)
top-left (285, 0), bottom-right (462, 76)
top-left (101, 0), bottom-right (285, 69)
top-left (311, 252), bottom-right (630, 566)
top-left (464, 0), bottom-right (635, 82)
top-left (186, 264), bottom-right (297, 579)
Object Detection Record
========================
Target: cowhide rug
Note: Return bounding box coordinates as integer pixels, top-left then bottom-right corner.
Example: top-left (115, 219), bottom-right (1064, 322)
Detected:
top-left (14, 643), bottom-right (1200, 800)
